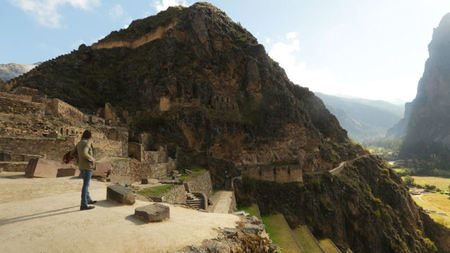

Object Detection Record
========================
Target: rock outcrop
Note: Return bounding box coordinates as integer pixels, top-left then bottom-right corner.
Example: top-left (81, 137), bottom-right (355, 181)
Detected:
top-left (4, 2), bottom-right (449, 252)
top-left (398, 14), bottom-right (450, 173)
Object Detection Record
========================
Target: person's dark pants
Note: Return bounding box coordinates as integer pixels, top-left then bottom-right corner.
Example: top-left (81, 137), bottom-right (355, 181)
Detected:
top-left (80, 169), bottom-right (93, 207)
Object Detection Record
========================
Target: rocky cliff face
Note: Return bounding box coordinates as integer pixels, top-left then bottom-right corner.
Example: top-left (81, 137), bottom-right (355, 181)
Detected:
top-left (0, 63), bottom-right (38, 82)
top-left (399, 14), bottom-right (450, 172)
top-left (4, 2), bottom-right (449, 252)
top-left (5, 3), bottom-right (354, 174)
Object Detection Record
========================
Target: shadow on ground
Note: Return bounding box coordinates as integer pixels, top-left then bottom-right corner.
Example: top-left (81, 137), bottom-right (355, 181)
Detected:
top-left (0, 205), bottom-right (79, 226)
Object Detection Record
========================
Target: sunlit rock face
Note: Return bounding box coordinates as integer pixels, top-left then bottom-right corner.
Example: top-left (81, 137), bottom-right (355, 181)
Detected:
top-left (400, 13), bottom-right (450, 172)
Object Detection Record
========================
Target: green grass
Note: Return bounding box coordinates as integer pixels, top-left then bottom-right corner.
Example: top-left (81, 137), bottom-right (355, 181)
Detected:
top-left (262, 213), bottom-right (301, 253)
top-left (138, 184), bottom-right (174, 197)
top-left (179, 166), bottom-right (206, 181)
top-left (292, 226), bottom-right (323, 253)
top-left (319, 239), bottom-right (341, 253)
top-left (240, 203), bottom-right (261, 218)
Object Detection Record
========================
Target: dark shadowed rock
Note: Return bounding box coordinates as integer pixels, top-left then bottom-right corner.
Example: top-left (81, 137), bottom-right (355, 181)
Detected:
top-left (107, 184), bottom-right (135, 205)
top-left (134, 203), bottom-right (170, 222)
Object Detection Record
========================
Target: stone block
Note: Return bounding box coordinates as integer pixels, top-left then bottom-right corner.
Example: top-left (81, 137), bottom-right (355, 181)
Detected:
top-left (134, 204), bottom-right (170, 223)
top-left (107, 184), bottom-right (135, 205)
top-left (93, 162), bottom-right (112, 178)
top-left (25, 158), bottom-right (68, 178)
top-left (57, 168), bottom-right (79, 177)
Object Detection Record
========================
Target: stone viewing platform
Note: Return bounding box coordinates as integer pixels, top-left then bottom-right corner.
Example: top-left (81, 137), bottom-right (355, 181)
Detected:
top-left (0, 172), bottom-right (241, 253)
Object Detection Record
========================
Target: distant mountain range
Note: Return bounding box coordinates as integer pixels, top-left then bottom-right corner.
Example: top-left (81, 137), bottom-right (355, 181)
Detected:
top-left (316, 93), bottom-right (404, 142)
top-left (0, 63), bottom-right (39, 82)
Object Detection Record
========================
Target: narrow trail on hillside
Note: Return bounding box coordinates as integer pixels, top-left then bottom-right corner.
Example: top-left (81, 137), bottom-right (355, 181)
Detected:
top-left (329, 155), bottom-right (370, 175)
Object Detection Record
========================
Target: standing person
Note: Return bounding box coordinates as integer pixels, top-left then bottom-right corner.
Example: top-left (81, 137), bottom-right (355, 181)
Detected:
top-left (71, 130), bottom-right (97, 210)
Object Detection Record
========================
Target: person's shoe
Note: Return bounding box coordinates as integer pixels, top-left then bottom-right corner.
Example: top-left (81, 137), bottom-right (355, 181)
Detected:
top-left (88, 200), bottom-right (97, 204)
top-left (80, 205), bottom-right (95, 211)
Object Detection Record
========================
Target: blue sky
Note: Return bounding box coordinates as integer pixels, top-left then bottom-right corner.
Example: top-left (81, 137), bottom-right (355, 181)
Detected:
top-left (1, 0), bottom-right (450, 103)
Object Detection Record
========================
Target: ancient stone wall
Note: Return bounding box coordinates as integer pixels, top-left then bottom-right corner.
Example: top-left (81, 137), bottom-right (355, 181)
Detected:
top-left (241, 165), bottom-right (303, 183)
top-left (98, 126), bottom-right (128, 157)
top-left (161, 185), bottom-right (187, 204)
top-left (0, 96), bottom-right (44, 115)
top-left (44, 98), bottom-right (85, 123)
top-left (184, 170), bottom-right (213, 198)
top-left (92, 138), bottom-right (124, 159)
top-left (0, 136), bottom-right (75, 161)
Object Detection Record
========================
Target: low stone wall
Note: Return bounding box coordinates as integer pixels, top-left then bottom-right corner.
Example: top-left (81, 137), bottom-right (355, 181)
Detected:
top-left (0, 96), bottom-right (44, 115)
top-left (161, 185), bottom-right (187, 204)
top-left (184, 171), bottom-right (213, 199)
top-left (44, 98), bottom-right (84, 123)
top-left (241, 165), bottom-right (303, 183)
top-left (0, 136), bottom-right (75, 161)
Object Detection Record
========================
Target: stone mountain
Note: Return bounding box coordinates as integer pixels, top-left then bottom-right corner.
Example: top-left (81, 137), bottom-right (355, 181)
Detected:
top-left (395, 13), bottom-right (450, 175)
top-left (3, 2), bottom-right (449, 252)
top-left (0, 63), bottom-right (39, 82)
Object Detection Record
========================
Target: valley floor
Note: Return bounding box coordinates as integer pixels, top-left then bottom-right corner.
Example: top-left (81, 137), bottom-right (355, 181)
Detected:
top-left (0, 172), bottom-right (239, 253)
top-left (411, 192), bottom-right (450, 228)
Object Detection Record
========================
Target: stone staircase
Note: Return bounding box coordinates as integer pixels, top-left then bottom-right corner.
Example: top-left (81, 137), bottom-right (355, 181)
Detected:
top-left (186, 193), bottom-right (203, 209)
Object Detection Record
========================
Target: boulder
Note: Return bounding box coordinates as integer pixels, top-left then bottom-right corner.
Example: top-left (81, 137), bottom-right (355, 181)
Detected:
top-left (134, 204), bottom-right (170, 222)
top-left (107, 184), bottom-right (135, 205)
top-left (25, 158), bottom-right (70, 178)
top-left (93, 162), bottom-right (112, 179)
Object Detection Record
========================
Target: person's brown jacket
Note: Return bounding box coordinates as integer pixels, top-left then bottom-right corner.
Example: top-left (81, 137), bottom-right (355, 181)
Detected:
top-left (71, 139), bottom-right (95, 170)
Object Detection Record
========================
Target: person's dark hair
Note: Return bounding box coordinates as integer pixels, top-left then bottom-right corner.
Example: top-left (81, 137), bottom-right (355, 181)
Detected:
top-left (81, 130), bottom-right (92, 140)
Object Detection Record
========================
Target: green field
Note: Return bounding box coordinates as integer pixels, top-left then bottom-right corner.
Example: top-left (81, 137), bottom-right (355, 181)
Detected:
top-left (292, 226), bottom-right (323, 253)
top-left (319, 239), bottom-right (341, 253)
top-left (412, 192), bottom-right (450, 228)
top-left (138, 184), bottom-right (174, 197)
top-left (262, 213), bottom-right (302, 253)
top-left (409, 176), bottom-right (450, 191)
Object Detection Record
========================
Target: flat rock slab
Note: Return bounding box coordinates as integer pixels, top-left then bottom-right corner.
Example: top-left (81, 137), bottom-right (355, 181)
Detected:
top-left (135, 204), bottom-right (170, 222)
top-left (25, 158), bottom-right (70, 178)
top-left (107, 184), bottom-right (135, 205)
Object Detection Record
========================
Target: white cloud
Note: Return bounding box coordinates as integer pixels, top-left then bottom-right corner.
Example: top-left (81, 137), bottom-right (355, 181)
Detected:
top-left (10, 0), bottom-right (100, 28)
top-left (267, 32), bottom-right (416, 103)
top-left (286, 32), bottom-right (297, 40)
top-left (154, 0), bottom-right (187, 12)
top-left (109, 4), bottom-right (124, 18)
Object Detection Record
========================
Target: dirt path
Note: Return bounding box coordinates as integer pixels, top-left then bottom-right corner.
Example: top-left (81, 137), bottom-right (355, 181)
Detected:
top-left (209, 191), bottom-right (234, 214)
top-left (329, 155), bottom-right (369, 175)
top-left (0, 173), bottom-right (239, 253)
